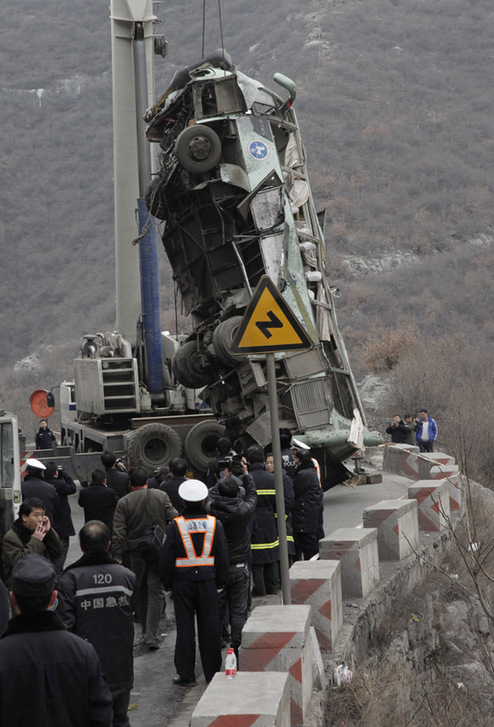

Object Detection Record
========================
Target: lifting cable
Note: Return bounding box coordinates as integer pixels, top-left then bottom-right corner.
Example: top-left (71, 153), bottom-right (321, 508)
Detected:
top-left (201, 0), bottom-right (226, 64)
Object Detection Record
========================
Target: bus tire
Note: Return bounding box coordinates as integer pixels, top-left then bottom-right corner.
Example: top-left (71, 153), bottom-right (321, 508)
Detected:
top-left (172, 340), bottom-right (215, 389)
top-left (175, 125), bottom-right (222, 174)
top-left (212, 316), bottom-right (246, 366)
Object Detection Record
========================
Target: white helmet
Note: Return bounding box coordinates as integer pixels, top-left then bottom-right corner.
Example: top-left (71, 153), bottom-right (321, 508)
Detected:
top-left (178, 479), bottom-right (208, 502)
top-left (26, 458), bottom-right (46, 471)
top-left (291, 438), bottom-right (310, 451)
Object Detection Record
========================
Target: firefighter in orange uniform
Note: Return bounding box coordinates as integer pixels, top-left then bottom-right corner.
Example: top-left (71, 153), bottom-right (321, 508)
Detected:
top-left (159, 479), bottom-right (229, 686)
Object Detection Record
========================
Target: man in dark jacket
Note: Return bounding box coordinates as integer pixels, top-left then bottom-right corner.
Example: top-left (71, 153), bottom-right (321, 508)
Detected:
top-left (160, 479), bottom-right (229, 686)
top-left (35, 418), bottom-right (56, 449)
top-left (0, 554), bottom-right (113, 727)
top-left (21, 458), bottom-right (60, 525)
top-left (247, 446), bottom-right (280, 596)
top-left (265, 452), bottom-right (296, 564)
top-left (113, 468), bottom-right (177, 650)
top-left (205, 437), bottom-right (235, 489)
top-left (160, 457), bottom-right (188, 511)
top-left (79, 470), bottom-right (119, 532)
top-left (385, 415), bottom-right (411, 444)
top-left (57, 521), bottom-right (136, 727)
top-left (2, 498), bottom-right (63, 587)
top-left (44, 461), bottom-right (76, 573)
top-left (279, 427), bottom-right (297, 479)
top-left (208, 459), bottom-right (257, 658)
top-left (147, 466), bottom-right (170, 489)
top-left (292, 448), bottom-right (324, 561)
top-left (101, 451), bottom-right (130, 499)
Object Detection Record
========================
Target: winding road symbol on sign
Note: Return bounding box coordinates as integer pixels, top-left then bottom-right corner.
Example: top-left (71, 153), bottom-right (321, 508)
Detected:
top-left (230, 276), bottom-right (313, 354)
top-left (256, 311), bottom-right (283, 339)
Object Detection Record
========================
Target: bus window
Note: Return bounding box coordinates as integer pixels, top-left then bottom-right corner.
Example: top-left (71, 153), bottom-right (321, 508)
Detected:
top-left (0, 421), bottom-right (14, 489)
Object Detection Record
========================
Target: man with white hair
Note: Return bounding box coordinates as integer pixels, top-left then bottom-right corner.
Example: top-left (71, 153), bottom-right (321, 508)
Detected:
top-left (160, 479), bottom-right (229, 686)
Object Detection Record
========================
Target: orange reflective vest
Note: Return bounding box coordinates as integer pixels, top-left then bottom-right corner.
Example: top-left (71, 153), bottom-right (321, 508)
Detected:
top-left (175, 515), bottom-right (217, 568)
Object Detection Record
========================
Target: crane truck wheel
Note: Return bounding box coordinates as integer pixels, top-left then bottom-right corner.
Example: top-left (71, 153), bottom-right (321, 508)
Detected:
top-left (127, 423), bottom-right (182, 471)
top-left (184, 421), bottom-right (226, 474)
top-left (171, 340), bottom-right (215, 389)
top-left (175, 125), bottom-right (222, 174)
top-left (212, 316), bottom-right (247, 367)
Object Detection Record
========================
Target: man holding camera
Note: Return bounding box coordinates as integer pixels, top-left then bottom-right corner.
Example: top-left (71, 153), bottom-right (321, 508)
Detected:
top-left (44, 461), bottom-right (76, 573)
top-left (385, 415), bottom-right (411, 444)
top-left (208, 457), bottom-right (257, 658)
top-left (415, 409), bottom-right (438, 452)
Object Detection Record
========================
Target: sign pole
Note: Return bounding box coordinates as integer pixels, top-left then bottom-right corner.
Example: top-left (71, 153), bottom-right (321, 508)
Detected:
top-left (266, 352), bottom-right (291, 605)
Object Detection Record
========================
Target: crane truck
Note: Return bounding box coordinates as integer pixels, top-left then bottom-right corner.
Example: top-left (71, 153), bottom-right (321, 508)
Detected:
top-left (45, 0), bottom-right (381, 485)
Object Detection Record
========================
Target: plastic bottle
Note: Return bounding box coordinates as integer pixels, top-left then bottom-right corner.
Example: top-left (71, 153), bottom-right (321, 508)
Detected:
top-left (225, 647), bottom-right (237, 678)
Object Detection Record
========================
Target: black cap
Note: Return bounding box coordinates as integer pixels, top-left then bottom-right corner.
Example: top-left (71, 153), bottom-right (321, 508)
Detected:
top-left (12, 555), bottom-right (56, 597)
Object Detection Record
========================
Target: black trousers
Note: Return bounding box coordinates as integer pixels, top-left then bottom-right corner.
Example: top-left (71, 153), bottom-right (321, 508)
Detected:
top-left (251, 561), bottom-right (279, 596)
top-left (419, 440), bottom-right (434, 452)
top-left (217, 563), bottom-right (249, 652)
top-left (294, 531), bottom-right (319, 561)
top-left (172, 578), bottom-right (222, 683)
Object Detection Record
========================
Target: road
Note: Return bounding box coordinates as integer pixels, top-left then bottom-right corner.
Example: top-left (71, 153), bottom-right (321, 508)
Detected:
top-left (62, 456), bottom-right (411, 725)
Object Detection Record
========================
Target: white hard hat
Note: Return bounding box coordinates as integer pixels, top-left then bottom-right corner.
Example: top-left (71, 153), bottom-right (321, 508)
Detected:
top-left (26, 458), bottom-right (46, 471)
top-left (178, 479), bottom-right (208, 502)
top-left (291, 438), bottom-right (310, 450)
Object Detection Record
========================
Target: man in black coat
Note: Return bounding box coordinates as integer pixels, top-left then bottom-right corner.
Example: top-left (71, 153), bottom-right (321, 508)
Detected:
top-left (247, 446), bottom-right (280, 596)
top-left (57, 521), bottom-right (136, 727)
top-left (279, 427), bottom-right (297, 479)
top-left (0, 554), bottom-right (113, 727)
top-left (160, 479), bottom-right (229, 686)
top-left (79, 470), bottom-right (119, 532)
top-left (291, 448), bottom-right (324, 561)
top-left (44, 461), bottom-right (76, 573)
top-left (147, 465), bottom-right (170, 489)
top-left (21, 459), bottom-right (60, 526)
top-left (208, 459), bottom-right (257, 658)
top-left (101, 451), bottom-right (130, 500)
top-left (385, 415), bottom-right (411, 444)
top-left (205, 437), bottom-right (235, 489)
top-left (35, 419), bottom-right (56, 449)
top-left (160, 457), bottom-right (188, 512)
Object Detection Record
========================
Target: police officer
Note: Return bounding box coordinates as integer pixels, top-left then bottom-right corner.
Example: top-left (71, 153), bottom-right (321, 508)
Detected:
top-left (21, 459), bottom-right (60, 526)
top-left (160, 479), bottom-right (229, 686)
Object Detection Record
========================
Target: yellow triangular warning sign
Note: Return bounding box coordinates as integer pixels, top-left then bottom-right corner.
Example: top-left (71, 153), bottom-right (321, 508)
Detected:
top-left (230, 276), bottom-right (313, 354)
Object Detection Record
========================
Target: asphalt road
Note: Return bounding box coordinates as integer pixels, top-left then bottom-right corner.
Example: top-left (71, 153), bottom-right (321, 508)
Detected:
top-left (63, 452), bottom-right (410, 725)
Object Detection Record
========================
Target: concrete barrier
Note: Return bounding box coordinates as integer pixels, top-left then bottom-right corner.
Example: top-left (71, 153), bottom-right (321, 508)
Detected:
top-left (382, 444), bottom-right (419, 478)
top-left (417, 452), bottom-right (458, 481)
top-left (241, 605), bottom-right (313, 726)
top-left (190, 671), bottom-right (291, 727)
top-left (448, 473), bottom-right (462, 512)
top-left (289, 560), bottom-right (343, 651)
top-left (362, 499), bottom-right (419, 561)
top-left (407, 479), bottom-right (450, 531)
top-left (319, 528), bottom-right (379, 599)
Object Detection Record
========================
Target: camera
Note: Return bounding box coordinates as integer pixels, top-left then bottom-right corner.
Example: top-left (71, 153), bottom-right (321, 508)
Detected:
top-left (229, 455), bottom-right (244, 478)
top-left (57, 465), bottom-right (64, 473)
top-left (216, 459), bottom-right (231, 472)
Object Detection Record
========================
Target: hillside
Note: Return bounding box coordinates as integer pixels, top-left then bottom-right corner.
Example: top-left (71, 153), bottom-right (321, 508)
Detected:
top-left (1, 0), bottom-right (494, 433)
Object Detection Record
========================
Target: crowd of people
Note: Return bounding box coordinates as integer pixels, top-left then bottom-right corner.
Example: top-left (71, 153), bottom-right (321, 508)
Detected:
top-left (385, 408), bottom-right (438, 452)
top-left (0, 428), bottom-right (328, 726)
